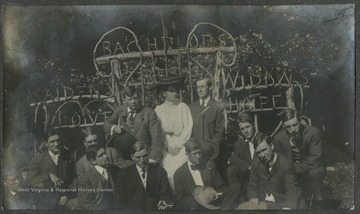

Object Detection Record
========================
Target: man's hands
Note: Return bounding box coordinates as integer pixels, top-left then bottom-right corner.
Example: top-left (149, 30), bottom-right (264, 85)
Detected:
top-left (59, 196), bottom-right (68, 206)
top-left (168, 146), bottom-right (181, 156)
top-left (157, 200), bottom-right (174, 210)
top-left (50, 173), bottom-right (64, 187)
top-left (113, 125), bottom-right (124, 134)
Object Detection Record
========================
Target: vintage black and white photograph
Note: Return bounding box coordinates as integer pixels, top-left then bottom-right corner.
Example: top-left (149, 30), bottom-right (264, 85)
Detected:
top-left (2, 4), bottom-right (355, 211)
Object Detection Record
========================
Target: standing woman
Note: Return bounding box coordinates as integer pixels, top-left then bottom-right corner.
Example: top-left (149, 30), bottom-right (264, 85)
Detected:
top-left (155, 75), bottom-right (193, 191)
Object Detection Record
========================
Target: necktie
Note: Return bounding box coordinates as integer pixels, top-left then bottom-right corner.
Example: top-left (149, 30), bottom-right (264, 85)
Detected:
top-left (129, 111), bottom-right (135, 121)
top-left (141, 168), bottom-right (146, 179)
top-left (54, 154), bottom-right (59, 165)
top-left (201, 101), bottom-right (206, 110)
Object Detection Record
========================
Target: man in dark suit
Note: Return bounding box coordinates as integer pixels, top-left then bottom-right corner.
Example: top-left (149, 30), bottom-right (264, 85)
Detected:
top-left (173, 138), bottom-right (241, 210)
top-left (76, 126), bottom-right (132, 177)
top-left (189, 76), bottom-right (227, 177)
top-left (114, 141), bottom-right (174, 211)
top-left (189, 76), bottom-right (225, 146)
top-left (273, 108), bottom-right (326, 208)
top-left (77, 146), bottom-right (118, 210)
top-left (26, 130), bottom-right (76, 209)
top-left (103, 86), bottom-right (162, 163)
top-left (239, 132), bottom-right (301, 210)
top-left (3, 168), bottom-right (33, 210)
top-left (227, 112), bottom-right (257, 201)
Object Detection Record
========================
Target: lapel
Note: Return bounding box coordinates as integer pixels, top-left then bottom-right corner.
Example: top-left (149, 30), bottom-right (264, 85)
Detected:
top-left (198, 99), bottom-right (213, 117)
top-left (183, 164), bottom-right (196, 187)
top-left (240, 140), bottom-right (252, 162)
top-left (44, 151), bottom-right (57, 174)
top-left (199, 163), bottom-right (212, 186)
top-left (133, 106), bottom-right (144, 135)
top-left (118, 105), bottom-right (132, 133)
top-left (130, 165), bottom-right (145, 192)
top-left (146, 165), bottom-right (156, 191)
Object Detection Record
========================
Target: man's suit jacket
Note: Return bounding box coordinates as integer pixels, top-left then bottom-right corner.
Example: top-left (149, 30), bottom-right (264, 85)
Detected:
top-left (77, 165), bottom-right (118, 210)
top-left (103, 105), bottom-right (163, 162)
top-left (273, 124), bottom-right (324, 174)
top-left (26, 150), bottom-right (75, 189)
top-left (76, 147), bottom-right (133, 176)
top-left (114, 164), bottom-right (174, 210)
top-left (247, 154), bottom-right (301, 209)
top-left (189, 99), bottom-right (225, 145)
top-left (173, 161), bottom-right (226, 209)
top-left (229, 136), bottom-right (255, 174)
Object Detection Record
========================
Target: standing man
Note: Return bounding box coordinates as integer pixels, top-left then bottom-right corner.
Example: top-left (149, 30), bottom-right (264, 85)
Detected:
top-left (103, 86), bottom-right (162, 163)
top-left (114, 141), bottom-right (174, 211)
top-left (76, 126), bottom-right (132, 177)
top-left (239, 132), bottom-right (301, 210)
top-left (273, 108), bottom-right (326, 208)
top-left (226, 112), bottom-right (257, 200)
top-left (189, 76), bottom-right (225, 146)
top-left (189, 76), bottom-right (227, 177)
top-left (26, 130), bottom-right (76, 209)
top-left (77, 146), bottom-right (119, 210)
top-left (173, 138), bottom-right (241, 210)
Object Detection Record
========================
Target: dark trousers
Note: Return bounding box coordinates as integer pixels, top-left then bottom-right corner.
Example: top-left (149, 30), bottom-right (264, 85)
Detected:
top-left (298, 166), bottom-right (326, 201)
top-left (220, 183), bottom-right (242, 210)
top-left (226, 165), bottom-right (250, 202)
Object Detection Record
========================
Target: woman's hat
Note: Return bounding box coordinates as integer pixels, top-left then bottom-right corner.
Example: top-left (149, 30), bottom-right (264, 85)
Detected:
top-left (192, 185), bottom-right (221, 210)
top-left (155, 73), bottom-right (185, 90)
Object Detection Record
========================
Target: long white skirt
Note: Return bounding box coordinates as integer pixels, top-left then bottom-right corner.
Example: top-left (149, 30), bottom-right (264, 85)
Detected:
top-left (161, 147), bottom-right (187, 192)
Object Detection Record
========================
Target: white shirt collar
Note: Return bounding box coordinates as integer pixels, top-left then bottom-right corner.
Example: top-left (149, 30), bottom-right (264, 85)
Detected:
top-left (201, 96), bottom-right (211, 106)
top-left (48, 150), bottom-right (60, 165)
top-left (136, 164), bottom-right (147, 173)
top-left (94, 165), bottom-right (107, 175)
top-left (127, 107), bottom-right (135, 113)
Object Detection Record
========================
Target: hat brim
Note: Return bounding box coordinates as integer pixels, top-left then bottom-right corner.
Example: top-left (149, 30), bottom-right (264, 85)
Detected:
top-left (200, 139), bottom-right (220, 160)
top-left (155, 74), bottom-right (185, 88)
top-left (192, 185), bottom-right (221, 210)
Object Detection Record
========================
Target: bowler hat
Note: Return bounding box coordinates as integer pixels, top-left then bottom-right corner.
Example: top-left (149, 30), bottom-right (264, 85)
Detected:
top-left (192, 185), bottom-right (221, 210)
top-left (106, 131), bottom-right (137, 160)
top-left (200, 139), bottom-right (220, 161)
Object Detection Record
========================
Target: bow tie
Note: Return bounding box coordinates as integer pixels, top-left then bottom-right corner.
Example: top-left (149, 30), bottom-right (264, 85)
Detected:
top-left (190, 164), bottom-right (201, 171)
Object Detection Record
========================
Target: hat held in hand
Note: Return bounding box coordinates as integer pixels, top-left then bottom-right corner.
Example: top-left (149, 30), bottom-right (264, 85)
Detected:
top-left (192, 185), bottom-right (221, 210)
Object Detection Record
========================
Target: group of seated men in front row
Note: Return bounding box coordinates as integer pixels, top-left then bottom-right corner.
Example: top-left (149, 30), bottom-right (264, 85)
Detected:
top-left (3, 77), bottom-right (327, 210)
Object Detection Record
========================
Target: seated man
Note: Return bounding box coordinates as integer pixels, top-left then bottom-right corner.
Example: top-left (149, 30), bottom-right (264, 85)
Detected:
top-left (26, 130), bottom-right (76, 209)
top-left (3, 168), bottom-right (34, 210)
top-left (114, 141), bottom-right (174, 211)
top-left (174, 138), bottom-right (241, 210)
top-left (76, 126), bottom-right (133, 177)
top-left (227, 112), bottom-right (257, 201)
top-left (273, 108), bottom-right (326, 208)
top-left (77, 145), bottom-right (119, 210)
top-left (238, 132), bottom-right (301, 210)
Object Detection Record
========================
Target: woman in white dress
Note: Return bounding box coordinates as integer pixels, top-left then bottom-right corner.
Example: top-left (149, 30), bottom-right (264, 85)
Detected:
top-left (155, 82), bottom-right (193, 191)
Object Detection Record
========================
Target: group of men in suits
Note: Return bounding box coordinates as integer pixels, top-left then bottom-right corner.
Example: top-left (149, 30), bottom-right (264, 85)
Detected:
top-left (19, 75), bottom-right (327, 210)
top-left (227, 109), bottom-right (326, 209)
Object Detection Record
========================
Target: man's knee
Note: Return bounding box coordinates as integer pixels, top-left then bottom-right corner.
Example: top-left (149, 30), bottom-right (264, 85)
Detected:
top-left (308, 166), bottom-right (326, 181)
